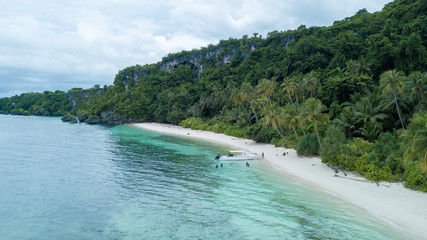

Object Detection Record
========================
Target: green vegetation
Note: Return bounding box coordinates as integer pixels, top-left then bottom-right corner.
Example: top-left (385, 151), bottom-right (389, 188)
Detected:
top-left (0, 0), bottom-right (426, 190)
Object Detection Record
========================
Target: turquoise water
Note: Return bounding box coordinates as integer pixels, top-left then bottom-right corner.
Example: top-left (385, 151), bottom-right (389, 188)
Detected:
top-left (0, 115), bottom-right (419, 239)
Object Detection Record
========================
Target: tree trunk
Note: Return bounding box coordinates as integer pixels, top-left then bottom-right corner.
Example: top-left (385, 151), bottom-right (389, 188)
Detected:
top-left (313, 119), bottom-right (322, 147)
top-left (276, 120), bottom-right (295, 149)
top-left (295, 91), bottom-right (300, 109)
top-left (299, 122), bottom-right (306, 136)
top-left (249, 101), bottom-right (259, 122)
top-left (293, 126), bottom-right (300, 141)
top-left (288, 92), bottom-right (295, 110)
top-left (392, 89), bottom-right (405, 129)
top-left (240, 102), bottom-right (252, 126)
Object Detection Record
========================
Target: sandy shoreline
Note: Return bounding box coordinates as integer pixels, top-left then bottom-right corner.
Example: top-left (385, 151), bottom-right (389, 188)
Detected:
top-left (132, 122), bottom-right (427, 238)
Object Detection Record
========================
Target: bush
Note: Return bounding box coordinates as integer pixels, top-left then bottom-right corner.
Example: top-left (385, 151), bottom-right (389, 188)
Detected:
top-left (320, 124), bottom-right (347, 163)
top-left (404, 162), bottom-right (427, 191)
top-left (354, 152), bottom-right (393, 181)
top-left (166, 110), bottom-right (189, 124)
top-left (297, 134), bottom-right (319, 156)
top-left (246, 122), bottom-right (277, 142)
top-left (223, 125), bottom-right (248, 138)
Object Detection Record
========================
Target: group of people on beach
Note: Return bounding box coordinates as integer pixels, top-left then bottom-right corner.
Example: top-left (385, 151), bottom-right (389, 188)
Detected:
top-left (215, 162), bottom-right (250, 168)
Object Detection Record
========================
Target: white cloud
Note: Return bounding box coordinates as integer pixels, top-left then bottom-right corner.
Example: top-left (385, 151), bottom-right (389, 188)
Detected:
top-left (0, 0), bottom-right (391, 97)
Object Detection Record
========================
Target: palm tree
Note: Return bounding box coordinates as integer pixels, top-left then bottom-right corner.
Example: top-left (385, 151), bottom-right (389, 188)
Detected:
top-left (358, 56), bottom-right (372, 76)
top-left (353, 91), bottom-right (388, 140)
top-left (401, 111), bottom-right (427, 171)
top-left (231, 88), bottom-right (252, 125)
top-left (404, 71), bottom-right (427, 107)
top-left (344, 59), bottom-right (361, 77)
top-left (301, 98), bottom-right (329, 147)
top-left (262, 104), bottom-right (295, 148)
top-left (240, 82), bottom-right (259, 122)
top-left (281, 104), bottom-right (300, 141)
top-left (339, 106), bottom-right (357, 138)
top-left (303, 71), bottom-right (320, 98)
top-left (281, 77), bottom-right (298, 110)
top-left (256, 78), bottom-right (276, 105)
top-left (380, 69), bottom-right (406, 129)
top-left (256, 95), bottom-right (270, 114)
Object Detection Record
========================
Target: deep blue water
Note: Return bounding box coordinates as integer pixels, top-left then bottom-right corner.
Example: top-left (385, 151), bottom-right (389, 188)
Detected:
top-left (0, 115), bottom-right (419, 239)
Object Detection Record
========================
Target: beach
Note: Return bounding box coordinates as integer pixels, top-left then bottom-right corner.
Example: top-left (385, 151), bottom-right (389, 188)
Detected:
top-left (132, 122), bottom-right (427, 239)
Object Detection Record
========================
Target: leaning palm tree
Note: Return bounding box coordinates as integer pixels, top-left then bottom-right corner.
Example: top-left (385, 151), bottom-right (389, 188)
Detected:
top-left (380, 69), bottom-right (406, 129)
top-left (281, 77), bottom-right (298, 110)
top-left (231, 88), bottom-right (252, 125)
top-left (281, 104), bottom-right (300, 141)
top-left (256, 78), bottom-right (276, 105)
top-left (401, 111), bottom-right (427, 172)
top-left (261, 104), bottom-right (295, 148)
top-left (301, 98), bottom-right (329, 147)
top-left (240, 82), bottom-right (259, 122)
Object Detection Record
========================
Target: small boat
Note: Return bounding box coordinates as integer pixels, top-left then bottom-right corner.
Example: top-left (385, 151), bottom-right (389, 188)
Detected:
top-left (215, 150), bottom-right (260, 161)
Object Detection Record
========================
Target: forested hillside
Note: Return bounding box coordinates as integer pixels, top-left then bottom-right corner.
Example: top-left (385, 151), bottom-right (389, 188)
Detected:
top-left (1, 0), bottom-right (426, 190)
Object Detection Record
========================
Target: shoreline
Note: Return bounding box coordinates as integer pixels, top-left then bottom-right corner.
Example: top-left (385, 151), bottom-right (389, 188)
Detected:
top-left (132, 122), bottom-right (427, 238)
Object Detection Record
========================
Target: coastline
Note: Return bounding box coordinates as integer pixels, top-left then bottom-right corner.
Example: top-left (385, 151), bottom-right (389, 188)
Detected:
top-left (132, 122), bottom-right (427, 238)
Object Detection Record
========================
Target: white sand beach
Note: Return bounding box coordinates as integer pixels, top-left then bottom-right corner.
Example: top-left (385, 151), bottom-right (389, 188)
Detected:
top-left (132, 122), bottom-right (427, 238)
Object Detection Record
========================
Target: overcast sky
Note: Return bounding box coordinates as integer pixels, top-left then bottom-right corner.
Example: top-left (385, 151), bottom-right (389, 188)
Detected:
top-left (0, 0), bottom-right (391, 97)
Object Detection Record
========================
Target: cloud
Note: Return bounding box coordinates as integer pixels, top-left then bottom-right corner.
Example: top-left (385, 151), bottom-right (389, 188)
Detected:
top-left (0, 0), bottom-right (391, 97)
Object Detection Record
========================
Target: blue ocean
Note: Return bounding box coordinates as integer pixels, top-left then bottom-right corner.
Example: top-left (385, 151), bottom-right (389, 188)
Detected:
top-left (0, 115), bottom-right (418, 239)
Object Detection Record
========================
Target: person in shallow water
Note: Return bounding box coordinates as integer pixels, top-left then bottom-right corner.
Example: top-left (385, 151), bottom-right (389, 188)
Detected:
top-left (246, 162), bottom-right (250, 167)
top-left (221, 163), bottom-right (223, 167)
top-left (215, 164), bottom-right (218, 168)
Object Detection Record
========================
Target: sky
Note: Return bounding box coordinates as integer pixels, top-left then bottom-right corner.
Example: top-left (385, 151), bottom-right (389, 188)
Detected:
top-left (0, 0), bottom-right (392, 97)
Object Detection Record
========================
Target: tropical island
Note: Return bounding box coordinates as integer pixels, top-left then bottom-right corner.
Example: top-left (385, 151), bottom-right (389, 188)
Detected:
top-left (1, 0), bottom-right (426, 195)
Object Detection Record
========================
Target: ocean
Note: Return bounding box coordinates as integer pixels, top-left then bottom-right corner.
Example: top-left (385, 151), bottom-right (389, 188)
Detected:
top-left (0, 115), bottom-right (418, 239)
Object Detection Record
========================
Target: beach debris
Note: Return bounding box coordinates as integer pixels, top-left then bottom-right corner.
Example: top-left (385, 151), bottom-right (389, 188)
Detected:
top-left (332, 167), bottom-right (339, 174)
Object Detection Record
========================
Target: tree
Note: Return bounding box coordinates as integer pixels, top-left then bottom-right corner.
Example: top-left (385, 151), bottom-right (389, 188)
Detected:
top-left (231, 88), bottom-right (252, 125)
top-left (353, 91), bottom-right (388, 141)
top-left (261, 104), bottom-right (295, 148)
top-left (303, 71), bottom-right (320, 98)
top-left (240, 82), bottom-right (259, 122)
top-left (281, 77), bottom-right (298, 110)
top-left (301, 98), bottom-right (329, 147)
top-left (380, 69), bottom-right (406, 129)
top-left (281, 104), bottom-right (300, 141)
top-left (404, 71), bottom-right (427, 107)
top-left (256, 78), bottom-right (276, 105)
top-left (401, 111), bottom-right (427, 172)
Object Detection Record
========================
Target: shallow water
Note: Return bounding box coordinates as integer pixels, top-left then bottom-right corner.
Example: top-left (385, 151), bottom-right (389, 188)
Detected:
top-left (0, 115), bottom-right (419, 239)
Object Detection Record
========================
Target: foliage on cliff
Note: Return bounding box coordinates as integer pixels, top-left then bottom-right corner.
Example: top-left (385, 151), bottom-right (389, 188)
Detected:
top-left (1, 0), bottom-right (426, 190)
